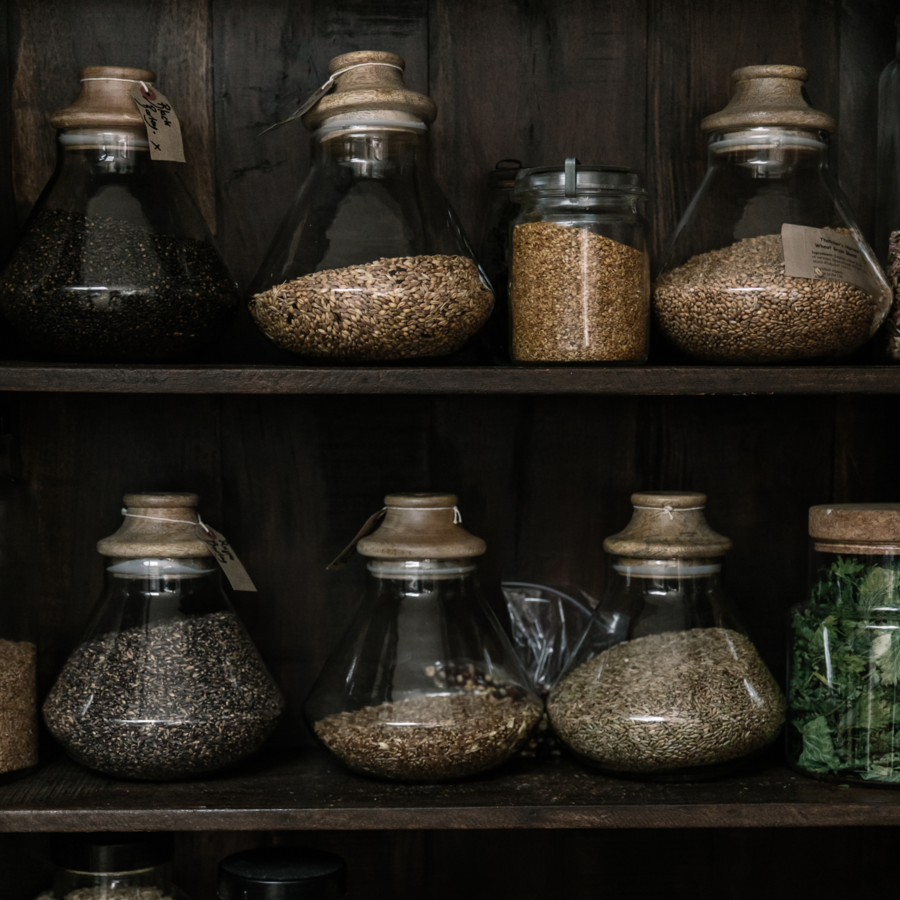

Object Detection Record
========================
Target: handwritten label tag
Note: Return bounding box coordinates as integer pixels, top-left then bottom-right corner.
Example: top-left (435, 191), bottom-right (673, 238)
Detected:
top-left (326, 508), bottom-right (386, 571)
top-left (781, 224), bottom-right (879, 294)
top-left (130, 83), bottom-right (185, 163)
top-left (196, 523), bottom-right (257, 592)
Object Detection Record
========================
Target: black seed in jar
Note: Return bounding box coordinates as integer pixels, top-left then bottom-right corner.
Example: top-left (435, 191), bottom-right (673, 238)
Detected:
top-left (42, 610), bottom-right (284, 780)
top-left (0, 208), bottom-right (238, 361)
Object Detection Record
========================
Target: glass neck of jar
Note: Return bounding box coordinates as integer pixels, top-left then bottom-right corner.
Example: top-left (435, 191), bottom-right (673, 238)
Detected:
top-left (611, 556), bottom-right (723, 584)
top-left (517, 191), bottom-right (644, 216)
top-left (367, 557), bottom-right (477, 582)
top-left (105, 555), bottom-right (218, 584)
top-left (312, 122), bottom-right (428, 178)
top-left (708, 126), bottom-right (829, 177)
top-left (58, 127), bottom-right (150, 175)
top-left (55, 865), bottom-right (171, 895)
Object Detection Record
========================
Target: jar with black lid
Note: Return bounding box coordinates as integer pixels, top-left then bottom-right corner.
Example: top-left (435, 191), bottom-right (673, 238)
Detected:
top-left (509, 159), bottom-right (650, 364)
top-left (36, 833), bottom-right (190, 900)
top-left (0, 66), bottom-right (239, 362)
top-left (218, 847), bottom-right (346, 900)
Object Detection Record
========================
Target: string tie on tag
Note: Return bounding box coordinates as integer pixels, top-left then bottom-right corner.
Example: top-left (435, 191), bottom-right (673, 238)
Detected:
top-left (384, 505), bottom-right (462, 523)
top-left (81, 77), bottom-right (153, 84)
top-left (121, 509), bottom-right (195, 526)
top-left (632, 504), bottom-right (704, 521)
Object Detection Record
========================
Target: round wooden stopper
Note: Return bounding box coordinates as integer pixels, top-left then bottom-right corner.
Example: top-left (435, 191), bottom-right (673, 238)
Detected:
top-left (357, 492), bottom-right (486, 559)
top-left (301, 51), bottom-right (436, 131)
top-left (97, 492), bottom-right (211, 558)
top-left (51, 66), bottom-right (156, 131)
top-left (810, 503), bottom-right (900, 554)
top-left (603, 491), bottom-right (732, 559)
top-left (701, 65), bottom-right (836, 134)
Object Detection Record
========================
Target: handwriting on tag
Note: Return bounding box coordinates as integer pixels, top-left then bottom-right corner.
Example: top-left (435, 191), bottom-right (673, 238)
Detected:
top-left (196, 523), bottom-right (257, 592)
top-left (130, 83), bottom-right (185, 163)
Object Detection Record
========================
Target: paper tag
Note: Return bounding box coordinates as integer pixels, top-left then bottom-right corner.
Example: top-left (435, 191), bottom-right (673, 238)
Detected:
top-left (195, 523), bottom-right (257, 592)
top-left (130, 83), bottom-right (185, 162)
top-left (781, 224), bottom-right (878, 293)
top-left (326, 508), bottom-right (386, 571)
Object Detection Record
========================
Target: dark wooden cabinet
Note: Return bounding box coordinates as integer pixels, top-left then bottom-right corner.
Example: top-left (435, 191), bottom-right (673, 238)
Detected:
top-left (1, 1), bottom-right (900, 898)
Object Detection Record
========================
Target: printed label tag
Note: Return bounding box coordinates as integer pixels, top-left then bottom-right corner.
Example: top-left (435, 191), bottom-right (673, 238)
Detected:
top-left (326, 508), bottom-right (386, 571)
top-left (195, 523), bottom-right (257, 592)
top-left (130, 83), bottom-right (185, 163)
top-left (781, 224), bottom-right (878, 293)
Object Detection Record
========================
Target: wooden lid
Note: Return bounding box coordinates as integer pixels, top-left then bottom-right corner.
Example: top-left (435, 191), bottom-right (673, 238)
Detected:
top-left (97, 492), bottom-right (212, 558)
top-left (50, 66), bottom-right (156, 131)
top-left (357, 493), bottom-right (486, 559)
top-left (603, 492), bottom-right (732, 559)
top-left (701, 65), bottom-right (836, 134)
top-left (301, 51), bottom-right (436, 131)
top-left (810, 503), bottom-right (900, 552)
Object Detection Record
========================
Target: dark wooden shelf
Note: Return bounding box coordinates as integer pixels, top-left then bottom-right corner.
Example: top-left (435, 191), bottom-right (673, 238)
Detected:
top-left (1, 362), bottom-right (900, 395)
top-left (1, 750), bottom-right (899, 831)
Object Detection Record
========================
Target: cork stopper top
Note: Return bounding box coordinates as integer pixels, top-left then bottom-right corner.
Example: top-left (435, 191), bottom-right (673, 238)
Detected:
top-left (810, 503), bottom-right (900, 553)
top-left (51, 66), bottom-right (156, 131)
top-left (701, 65), bottom-right (836, 134)
top-left (357, 493), bottom-right (486, 559)
top-left (97, 492), bottom-right (211, 558)
top-left (603, 492), bottom-right (732, 559)
top-left (301, 51), bottom-right (436, 131)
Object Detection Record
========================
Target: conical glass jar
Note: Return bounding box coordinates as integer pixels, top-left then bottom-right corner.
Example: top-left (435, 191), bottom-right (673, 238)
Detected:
top-left (305, 493), bottom-right (542, 782)
top-left (43, 492), bottom-right (284, 781)
top-left (788, 504), bottom-right (900, 785)
top-left (654, 65), bottom-right (890, 364)
top-left (875, 18), bottom-right (900, 360)
top-left (0, 66), bottom-right (239, 362)
top-left (36, 833), bottom-right (190, 900)
top-left (548, 492), bottom-right (785, 781)
top-left (248, 51), bottom-right (494, 362)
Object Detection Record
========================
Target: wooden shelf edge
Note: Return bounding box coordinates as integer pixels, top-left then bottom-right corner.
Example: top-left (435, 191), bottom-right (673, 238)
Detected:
top-left (0, 363), bottom-right (899, 395)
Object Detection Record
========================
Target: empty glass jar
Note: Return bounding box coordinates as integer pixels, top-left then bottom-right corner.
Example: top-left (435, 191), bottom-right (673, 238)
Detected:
top-left (654, 65), bottom-right (891, 363)
top-left (0, 66), bottom-right (238, 362)
top-left (305, 493), bottom-right (542, 781)
top-left (248, 51), bottom-right (494, 362)
top-left (43, 492), bottom-right (284, 780)
top-left (788, 504), bottom-right (900, 784)
top-left (218, 847), bottom-right (346, 900)
top-left (509, 160), bottom-right (650, 364)
top-left (548, 492), bottom-right (784, 780)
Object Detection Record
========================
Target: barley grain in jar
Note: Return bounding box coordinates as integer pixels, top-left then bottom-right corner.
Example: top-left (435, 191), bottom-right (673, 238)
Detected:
top-left (509, 160), bottom-right (650, 364)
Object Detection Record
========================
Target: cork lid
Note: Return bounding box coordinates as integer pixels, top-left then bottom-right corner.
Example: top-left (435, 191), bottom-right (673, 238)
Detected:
top-left (51, 66), bottom-right (156, 131)
top-left (701, 65), bottom-right (836, 134)
top-left (357, 493), bottom-right (486, 559)
top-left (97, 492), bottom-right (211, 558)
top-left (301, 51), bottom-right (436, 131)
top-left (810, 503), bottom-right (900, 553)
top-left (603, 492), bottom-right (732, 559)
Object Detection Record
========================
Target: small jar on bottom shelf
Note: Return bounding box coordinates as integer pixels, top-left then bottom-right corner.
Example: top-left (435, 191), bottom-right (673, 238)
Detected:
top-left (788, 504), bottom-right (900, 785)
top-left (509, 159), bottom-right (650, 364)
top-left (36, 833), bottom-right (190, 900)
top-left (218, 847), bottom-right (346, 900)
top-left (547, 492), bottom-right (785, 781)
top-left (304, 493), bottom-right (542, 782)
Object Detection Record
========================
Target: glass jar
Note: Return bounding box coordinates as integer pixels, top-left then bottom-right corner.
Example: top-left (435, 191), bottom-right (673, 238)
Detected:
top-left (654, 65), bottom-right (891, 363)
top-left (788, 503), bottom-right (900, 785)
top-left (305, 493), bottom-right (542, 781)
top-left (0, 66), bottom-right (239, 362)
top-left (248, 51), bottom-right (493, 362)
top-left (36, 833), bottom-right (189, 900)
top-left (476, 159), bottom-right (522, 363)
top-left (218, 847), bottom-right (346, 900)
top-left (509, 159), bottom-right (650, 364)
top-left (43, 492), bottom-right (284, 780)
top-left (548, 492), bottom-right (785, 781)
top-left (875, 17), bottom-right (900, 360)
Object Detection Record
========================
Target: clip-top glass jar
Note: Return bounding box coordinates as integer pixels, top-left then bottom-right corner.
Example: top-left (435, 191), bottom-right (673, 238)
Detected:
top-left (37, 832), bottom-right (190, 900)
top-left (43, 492), bottom-right (284, 780)
top-left (509, 159), bottom-right (650, 364)
top-left (654, 65), bottom-right (890, 363)
top-left (548, 492), bottom-right (785, 780)
top-left (248, 51), bottom-right (493, 362)
top-left (788, 504), bottom-right (900, 785)
top-left (305, 493), bottom-right (542, 781)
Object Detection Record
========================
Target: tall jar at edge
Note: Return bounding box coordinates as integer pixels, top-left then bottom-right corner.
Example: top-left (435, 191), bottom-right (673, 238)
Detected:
top-left (248, 52), bottom-right (494, 362)
top-left (548, 493), bottom-right (785, 780)
top-left (0, 67), bottom-right (239, 361)
top-left (304, 493), bottom-right (542, 781)
top-left (654, 65), bottom-right (890, 363)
